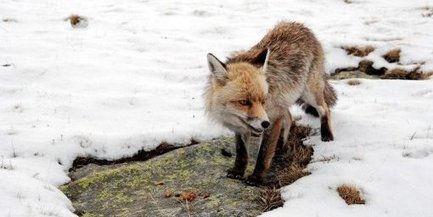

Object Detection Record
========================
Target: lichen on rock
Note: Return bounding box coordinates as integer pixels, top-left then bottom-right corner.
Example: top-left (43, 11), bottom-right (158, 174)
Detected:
top-left (62, 138), bottom-right (263, 217)
top-left (61, 125), bottom-right (313, 217)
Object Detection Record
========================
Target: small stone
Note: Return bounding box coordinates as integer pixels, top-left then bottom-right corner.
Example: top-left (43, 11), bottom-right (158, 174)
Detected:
top-left (164, 190), bottom-right (173, 198)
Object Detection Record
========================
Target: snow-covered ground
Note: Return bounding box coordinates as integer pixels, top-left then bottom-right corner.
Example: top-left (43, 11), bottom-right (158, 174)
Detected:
top-left (1, 0), bottom-right (432, 216)
top-left (263, 80), bottom-right (433, 217)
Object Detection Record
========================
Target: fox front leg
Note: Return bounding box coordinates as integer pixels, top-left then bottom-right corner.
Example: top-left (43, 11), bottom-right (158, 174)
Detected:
top-left (227, 133), bottom-right (250, 180)
top-left (245, 116), bottom-right (283, 186)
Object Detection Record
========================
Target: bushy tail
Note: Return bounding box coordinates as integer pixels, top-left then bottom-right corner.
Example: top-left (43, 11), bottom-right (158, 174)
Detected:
top-left (299, 79), bottom-right (337, 117)
top-left (324, 79), bottom-right (337, 107)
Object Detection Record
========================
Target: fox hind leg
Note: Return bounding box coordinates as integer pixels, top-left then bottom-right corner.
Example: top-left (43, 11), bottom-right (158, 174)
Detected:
top-left (279, 110), bottom-right (293, 153)
top-left (302, 85), bottom-right (334, 142)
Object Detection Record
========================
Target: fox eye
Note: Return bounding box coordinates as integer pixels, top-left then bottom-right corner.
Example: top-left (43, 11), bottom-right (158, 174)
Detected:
top-left (239, 100), bottom-right (251, 106)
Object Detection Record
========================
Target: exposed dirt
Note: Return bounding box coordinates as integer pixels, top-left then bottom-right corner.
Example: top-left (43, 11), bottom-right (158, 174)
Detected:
top-left (70, 139), bottom-right (198, 172)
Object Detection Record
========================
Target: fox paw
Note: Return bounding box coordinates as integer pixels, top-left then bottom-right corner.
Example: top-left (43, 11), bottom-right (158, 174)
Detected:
top-left (321, 134), bottom-right (334, 142)
top-left (227, 169), bottom-right (244, 180)
top-left (320, 127), bottom-right (334, 142)
top-left (245, 175), bottom-right (263, 186)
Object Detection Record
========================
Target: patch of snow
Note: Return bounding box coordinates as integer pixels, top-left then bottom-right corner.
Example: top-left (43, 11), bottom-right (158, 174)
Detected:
top-left (1, 0), bottom-right (432, 216)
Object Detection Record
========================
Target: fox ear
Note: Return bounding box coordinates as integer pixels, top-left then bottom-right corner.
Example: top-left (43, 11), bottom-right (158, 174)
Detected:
top-left (252, 48), bottom-right (270, 73)
top-left (207, 53), bottom-right (228, 84)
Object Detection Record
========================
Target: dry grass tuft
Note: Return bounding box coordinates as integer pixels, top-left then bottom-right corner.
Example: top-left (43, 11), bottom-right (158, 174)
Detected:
top-left (343, 46), bottom-right (374, 57)
top-left (289, 143), bottom-right (313, 166)
top-left (382, 67), bottom-right (433, 80)
top-left (69, 15), bottom-right (81, 26)
top-left (383, 49), bottom-right (401, 63)
top-left (67, 14), bottom-right (88, 28)
top-left (336, 184), bottom-right (365, 205)
top-left (259, 188), bottom-right (284, 212)
top-left (276, 164), bottom-right (311, 186)
top-left (347, 79), bottom-right (361, 85)
top-left (258, 124), bottom-right (314, 211)
top-left (272, 125), bottom-right (313, 186)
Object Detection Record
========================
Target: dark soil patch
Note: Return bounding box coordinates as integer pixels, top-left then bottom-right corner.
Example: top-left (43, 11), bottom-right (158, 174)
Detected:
top-left (333, 59), bottom-right (387, 79)
top-left (358, 59), bottom-right (387, 76)
top-left (70, 139), bottom-right (199, 173)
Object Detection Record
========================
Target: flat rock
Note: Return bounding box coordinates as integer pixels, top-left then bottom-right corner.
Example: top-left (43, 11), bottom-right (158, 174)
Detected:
top-left (61, 137), bottom-right (263, 217)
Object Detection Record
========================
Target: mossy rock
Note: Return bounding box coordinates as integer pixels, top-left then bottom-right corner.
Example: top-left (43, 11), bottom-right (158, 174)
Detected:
top-left (61, 137), bottom-right (263, 217)
top-left (330, 70), bottom-right (378, 80)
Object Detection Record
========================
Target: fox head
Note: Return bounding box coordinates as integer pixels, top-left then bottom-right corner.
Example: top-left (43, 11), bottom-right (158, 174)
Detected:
top-left (205, 49), bottom-right (270, 136)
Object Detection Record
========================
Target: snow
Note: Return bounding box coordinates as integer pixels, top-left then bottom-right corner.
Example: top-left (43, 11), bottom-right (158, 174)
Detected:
top-left (262, 80), bottom-right (433, 217)
top-left (1, 0), bottom-right (432, 216)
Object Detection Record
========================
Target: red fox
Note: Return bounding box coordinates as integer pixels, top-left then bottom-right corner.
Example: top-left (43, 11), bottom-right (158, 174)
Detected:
top-left (205, 21), bottom-right (337, 185)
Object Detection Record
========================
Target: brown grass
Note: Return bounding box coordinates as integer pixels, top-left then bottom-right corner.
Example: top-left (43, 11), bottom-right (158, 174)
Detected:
top-left (273, 125), bottom-right (313, 186)
top-left (336, 184), bottom-right (365, 205)
top-left (343, 46), bottom-right (374, 57)
top-left (383, 49), bottom-right (401, 63)
top-left (259, 124), bottom-right (314, 211)
top-left (259, 188), bottom-right (284, 212)
top-left (347, 79), bottom-right (361, 85)
top-left (277, 164), bottom-right (311, 185)
top-left (382, 67), bottom-right (433, 80)
top-left (68, 15), bottom-right (82, 26)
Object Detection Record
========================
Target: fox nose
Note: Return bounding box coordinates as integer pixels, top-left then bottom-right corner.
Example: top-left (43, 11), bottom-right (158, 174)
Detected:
top-left (261, 121), bottom-right (270, 129)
